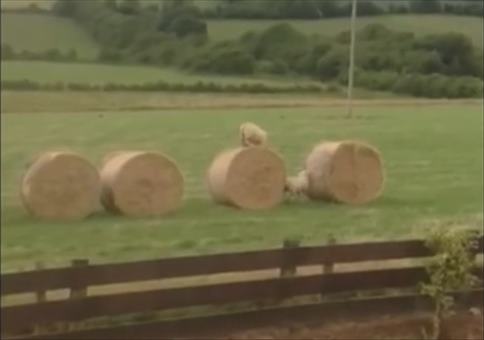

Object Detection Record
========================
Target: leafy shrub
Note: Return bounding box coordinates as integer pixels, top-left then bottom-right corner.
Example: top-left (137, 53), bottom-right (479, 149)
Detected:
top-left (167, 15), bottom-right (207, 38)
top-left (190, 45), bottom-right (256, 75)
top-left (317, 46), bottom-right (349, 80)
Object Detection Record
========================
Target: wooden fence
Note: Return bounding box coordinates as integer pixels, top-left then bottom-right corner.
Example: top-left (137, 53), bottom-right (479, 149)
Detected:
top-left (2, 235), bottom-right (483, 339)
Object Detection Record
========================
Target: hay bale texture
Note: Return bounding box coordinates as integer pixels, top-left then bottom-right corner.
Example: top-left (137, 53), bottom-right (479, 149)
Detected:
top-left (207, 147), bottom-right (286, 210)
top-left (21, 151), bottom-right (100, 220)
top-left (100, 151), bottom-right (183, 217)
top-left (305, 141), bottom-right (384, 205)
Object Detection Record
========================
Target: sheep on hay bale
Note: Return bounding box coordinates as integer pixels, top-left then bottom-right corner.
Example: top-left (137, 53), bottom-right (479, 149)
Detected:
top-left (206, 147), bottom-right (286, 210)
top-left (20, 151), bottom-right (101, 221)
top-left (305, 140), bottom-right (385, 205)
top-left (284, 170), bottom-right (309, 199)
top-left (239, 122), bottom-right (268, 147)
top-left (100, 151), bottom-right (184, 217)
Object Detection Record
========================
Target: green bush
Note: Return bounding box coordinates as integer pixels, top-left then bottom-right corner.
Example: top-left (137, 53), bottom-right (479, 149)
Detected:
top-left (250, 23), bottom-right (311, 67)
top-left (317, 46), bottom-right (349, 80)
top-left (255, 60), bottom-right (288, 75)
top-left (189, 42), bottom-right (256, 75)
top-left (98, 48), bottom-right (124, 62)
top-left (167, 15), bottom-right (208, 38)
top-left (392, 73), bottom-right (483, 98)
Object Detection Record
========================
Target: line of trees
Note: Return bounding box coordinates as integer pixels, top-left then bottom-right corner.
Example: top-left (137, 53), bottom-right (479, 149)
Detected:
top-left (201, 0), bottom-right (484, 19)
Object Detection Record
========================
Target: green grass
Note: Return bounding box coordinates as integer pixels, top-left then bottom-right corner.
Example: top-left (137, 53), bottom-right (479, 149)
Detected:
top-left (0, 0), bottom-right (55, 9)
top-left (207, 15), bottom-right (484, 49)
top-left (1, 104), bottom-right (483, 272)
top-left (0, 60), bottom-right (320, 87)
top-left (0, 13), bottom-right (99, 59)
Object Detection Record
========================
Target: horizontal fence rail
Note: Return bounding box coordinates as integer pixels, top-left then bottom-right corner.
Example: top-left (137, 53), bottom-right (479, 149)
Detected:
top-left (1, 235), bottom-right (483, 338)
top-left (3, 236), bottom-right (483, 295)
top-left (20, 290), bottom-right (484, 340)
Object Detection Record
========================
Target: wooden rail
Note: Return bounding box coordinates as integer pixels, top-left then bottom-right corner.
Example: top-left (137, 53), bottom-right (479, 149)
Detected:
top-left (1, 238), bottom-right (457, 295)
top-left (2, 235), bottom-right (482, 339)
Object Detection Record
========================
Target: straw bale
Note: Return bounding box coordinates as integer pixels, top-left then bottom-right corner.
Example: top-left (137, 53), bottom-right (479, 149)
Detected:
top-left (305, 141), bottom-right (384, 204)
top-left (207, 147), bottom-right (285, 210)
top-left (21, 151), bottom-right (100, 220)
top-left (100, 151), bottom-right (183, 217)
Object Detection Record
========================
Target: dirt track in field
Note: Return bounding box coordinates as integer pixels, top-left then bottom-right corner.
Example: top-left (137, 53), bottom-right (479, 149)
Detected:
top-left (1, 91), bottom-right (482, 113)
top-left (227, 312), bottom-right (484, 340)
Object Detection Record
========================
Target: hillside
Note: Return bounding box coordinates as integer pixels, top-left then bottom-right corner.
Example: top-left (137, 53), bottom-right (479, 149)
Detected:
top-left (0, 13), bottom-right (99, 59)
top-left (1, 12), bottom-right (482, 62)
top-left (208, 15), bottom-right (484, 49)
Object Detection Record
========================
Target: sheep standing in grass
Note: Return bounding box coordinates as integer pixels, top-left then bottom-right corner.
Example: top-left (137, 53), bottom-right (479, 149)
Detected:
top-left (284, 170), bottom-right (309, 198)
top-left (239, 122), bottom-right (268, 147)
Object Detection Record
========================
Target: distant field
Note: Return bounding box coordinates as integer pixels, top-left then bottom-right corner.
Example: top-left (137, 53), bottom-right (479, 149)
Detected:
top-left (1, 103), bottom-right (482, 272)
top-left (0, 0), bottom-right (54, 9)
top-left (0, 60), bottom-right (321, 87)
top-left (207, 15), bottom-right (484, 49)
top-left (1, 13), bottom-right (99, 59)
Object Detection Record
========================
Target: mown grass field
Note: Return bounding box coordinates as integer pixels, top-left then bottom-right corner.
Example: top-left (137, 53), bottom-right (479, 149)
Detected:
top-left (208, 15), bottom-right (484, 49)
top-left (0, 13), bottom-right (99, 59)
top-left (0, 60), bottom-right (321, 87)
top-left (1, 102), bottom-right (482, 273)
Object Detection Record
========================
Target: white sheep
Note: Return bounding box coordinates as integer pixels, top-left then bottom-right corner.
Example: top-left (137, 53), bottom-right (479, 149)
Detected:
top-left (284, 170), bottom-right (309, 198)
top-left (239, 122), bottom-right (268, 147)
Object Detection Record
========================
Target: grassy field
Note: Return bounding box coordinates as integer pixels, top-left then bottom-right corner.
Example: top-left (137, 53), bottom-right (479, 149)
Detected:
top-left (207, 15), bottom-right (484, 49)
top-left (0, 13), bottom-right (99, 59)
top-left (1, 102), bottom-right (482, 272)
top-left (0, 60), bottom-right (321, 87)
top-left (0, 0), bottom-right (55, 9)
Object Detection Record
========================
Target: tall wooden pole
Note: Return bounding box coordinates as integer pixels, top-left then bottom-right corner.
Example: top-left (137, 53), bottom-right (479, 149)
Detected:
top-left (346, 0), bottom-right (357, 118)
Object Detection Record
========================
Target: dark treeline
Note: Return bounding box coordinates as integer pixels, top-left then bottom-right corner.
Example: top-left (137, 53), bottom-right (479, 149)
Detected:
top-left (200, 0), bottom-right (484, 19)
top-left (0, 79), bottom-right (327, 94)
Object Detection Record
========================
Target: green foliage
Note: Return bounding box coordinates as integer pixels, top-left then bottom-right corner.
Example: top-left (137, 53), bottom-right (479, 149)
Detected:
top-left (410, 0), bottom-right (442, 14)
top-left (317, 46), bottom-right (349, 80)
top-left (189, 42), bottom-right (256, 75)
top-left (117, 0), bottom-right (141, 15)
top-left (0, 79), bottom-right (323, 94)
top-left (167, 15), bottom-right (207, 38)
top-left (52, 0), bottom-right (78, 16)
top-left (414, 33), bottom-right (480, 77)
top-left (251, 23), bottom-right (310, 65)
top-left (420, 228), bottom-right (480, 339)
top-left (98, 48), bottom-right (123, 62)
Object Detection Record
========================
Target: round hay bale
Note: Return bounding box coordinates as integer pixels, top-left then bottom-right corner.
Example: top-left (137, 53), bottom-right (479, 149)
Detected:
top-left (206, 147), bottom-right (286, 210)
top-left (100, 151), bottom-right (184, 217)
top-left (305, 141), bottom-right (384, 205)
top-left (21, 151), bottom-right (100, 220)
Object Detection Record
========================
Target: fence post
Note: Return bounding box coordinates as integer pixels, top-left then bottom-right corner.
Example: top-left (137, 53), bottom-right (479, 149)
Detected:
top-left (66, 259), bottom-right (89, 332)
top-left (320, 235), bottom-right (337, 302)
top-left (280, 237), bottom-right (301, 278)
top-left (323, 234), bottom-right (337, 275)
top-left (33, 262), bottom-right (47, 335)
top-left (35, 261), bottom-right (46, 303)
top-left (69, 259), bottom-right (89, 300)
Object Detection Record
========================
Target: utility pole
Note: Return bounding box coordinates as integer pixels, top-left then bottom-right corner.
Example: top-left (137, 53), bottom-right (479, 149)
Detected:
top-left (346, 0), bottom-right (357, 119)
